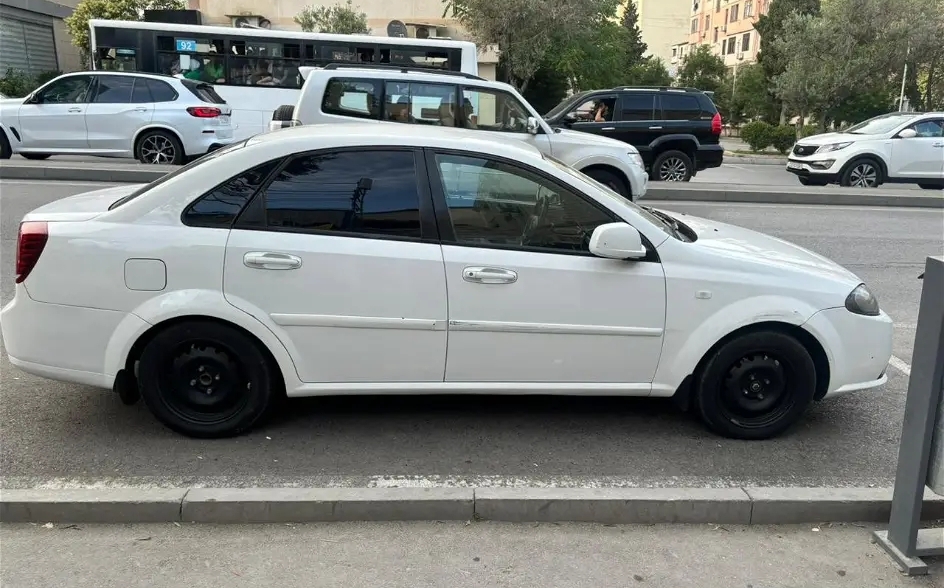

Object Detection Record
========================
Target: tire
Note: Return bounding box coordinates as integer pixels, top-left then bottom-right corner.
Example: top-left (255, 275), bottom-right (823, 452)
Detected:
top-left (797, 177), bottom-right (827, 186)
top-left (272, 104), bottom-right (295, 121)
top-left (584, 167), bottom-right (631, 200)
top-left (694, 330), bottom-right (816, 440)
top-left (918, 183), bottom-right (943, 190)
top-left (0, 131), bottom-right (11, 159)
top-left (20, 153), bottom-right (51, 160)
top-left (651, 150), bottom-right (693, 182)
top-left (135, 129), bottom-right (184, 165)
top-left (839, 157), bottom-right (883, 188)
top-left (136, 320), bottom-right (278, 438)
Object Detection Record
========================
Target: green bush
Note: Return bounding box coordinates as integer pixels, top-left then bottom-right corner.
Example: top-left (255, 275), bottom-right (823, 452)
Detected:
top-left (799, 124), bottom-right (819, 138)
top-left (740, 121), bottom-right (774, 152)
top-left (0, 68), bottom-right (62, 98)
top-left (770, 125), bottom-right (798, 155)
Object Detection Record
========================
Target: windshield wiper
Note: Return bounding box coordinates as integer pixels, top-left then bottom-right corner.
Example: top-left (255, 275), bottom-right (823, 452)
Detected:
top-left (642, 206), bottom-right (684, 239)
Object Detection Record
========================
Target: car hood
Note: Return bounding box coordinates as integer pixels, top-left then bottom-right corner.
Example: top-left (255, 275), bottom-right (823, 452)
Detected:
top-left (23, 184), bottom-right (143, 222)
top-left (796, 131), bottom-right (861, 146)
top-left (552, 127), bottom-right (640, 153)
top-left (663, 210), bottom-right (861, 286)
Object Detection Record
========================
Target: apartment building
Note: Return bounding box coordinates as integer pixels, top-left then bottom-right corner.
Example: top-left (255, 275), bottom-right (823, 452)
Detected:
top-left (187, 0), bottom-right (499, 79)
top-left (621, 0), bottom-right (691, 66)
top-left (687, 0), bottom-right (771, 67)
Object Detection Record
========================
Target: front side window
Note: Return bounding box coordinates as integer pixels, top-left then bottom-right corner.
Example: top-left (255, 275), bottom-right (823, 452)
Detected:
top-left (184, 161), bottom-right (279, 228)
top-left (322, 78), bottom-right (381, 119)
top-left (92, 75), bottom-right (135, 103)
top-left (568, 96), bottom-right (617, 123)
top-left (383, 81), bottom-right (459, 126)
top-left (461, 88), bottom-right (531, 133)
top-left (262, 150), bottom-right (423, 239)
top-left (910, 119), bottom-right (944, 138)
top-left (434, 153), bottom-right (614, 253)
top-left (35, 76), bottom-right (93, 104)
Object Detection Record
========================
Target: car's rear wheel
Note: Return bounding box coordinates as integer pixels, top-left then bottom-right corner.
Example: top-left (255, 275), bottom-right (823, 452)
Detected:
top-left (20, 153), bottom-right (50, 160)
top-left (137, 320), bottom-right (277, 438)
top-left (694, 330), bottom-right (816, 440)
top-left (651, 150), bottom-right (693, 182)
top-left (840, 158), bottom-right (882, 188)
top-left (135, 130), bottom-right (184, 165)
top-left (584, 167), bottom-right (631, 200)
top-left (918, 183), bottom-right (943, 190)
top-left (273, 104), bottom-right (295, 121)
top-left (0, 131), bottom-right (11, 159)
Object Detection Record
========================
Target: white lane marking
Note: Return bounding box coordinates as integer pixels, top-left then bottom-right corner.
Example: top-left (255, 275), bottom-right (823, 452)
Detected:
top-left (889, 355), bottom-right (912, 376)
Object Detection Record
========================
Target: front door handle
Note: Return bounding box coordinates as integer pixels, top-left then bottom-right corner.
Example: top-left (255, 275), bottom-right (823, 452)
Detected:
top-left (601, 126), bottom-right (616, 131)
top-left (932, 142), bottom-right (944, 148)
top-left (648, 126), bottom-right (663, 130)
top-left (68, 107), bottom-right (82, 113)
top-left (243, 251), bottom-right (302, 270)
top-left (134, 107), bottom-right (148, 112)
top-left (462, 266), bottom-right (517, 284)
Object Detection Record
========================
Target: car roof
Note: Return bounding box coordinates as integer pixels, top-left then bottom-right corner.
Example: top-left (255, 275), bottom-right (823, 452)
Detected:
top-left (58, 70), bottom-right (192, 83)
top-left (248, 122), bottom-right (546, 162)
top-left (305, 66), bottom-right (518, 93)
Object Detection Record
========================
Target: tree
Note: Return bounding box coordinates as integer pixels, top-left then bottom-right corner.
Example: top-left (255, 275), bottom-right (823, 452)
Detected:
top-left (520, 66), bottom-right (569, 114)
top-left (549, 12), bottom-right (629, 91)
top-left (676, 45), bottom-right (726, 93)
top-left (754, 0), bottom-right (820, 123)
top-left (620, 1), bottom-right (647, 64)
top-left (621, 57), bottom-right (672, 86)
top-left (295, 0), bottom-right (370, 34)
top-left (65, 0), bottom-right (184, 57)
top-left (444, 0), bottom-right (621, 91)
top-left (714, 62), bottom-right (769, 124)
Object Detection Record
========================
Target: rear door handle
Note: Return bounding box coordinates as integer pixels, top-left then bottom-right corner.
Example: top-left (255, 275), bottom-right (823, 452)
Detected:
top-left (462, 266), bottom-right (518, 284)
top-left (243, 251), bottom-right (302, 270)
top-left (601, 126), bottom-right (616, 131)
top-left (68, 107), bottom-right (82, 113)
top-left (648, 126), bottom-right (663, 130)
top-left (933, 142), bottom-right (944, 148)
top-left (133, 107), bottom-right (148, 112)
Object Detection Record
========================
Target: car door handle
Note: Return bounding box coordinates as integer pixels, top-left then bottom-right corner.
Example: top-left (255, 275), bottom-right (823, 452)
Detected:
top-left (68, 107), bottom-right (82, 113)
top-left (648, 126), bottom-right (663, 130)
top-left (933, 142), bottom-right (944, 148)
top-left (133, 107), bottom-right (148, 112)
top-left (601, 126), bottom-right (616, 131)
top-left (462, 266), bottom-right (518, 284)
top-left (243, 251), bottom-right (302, 270)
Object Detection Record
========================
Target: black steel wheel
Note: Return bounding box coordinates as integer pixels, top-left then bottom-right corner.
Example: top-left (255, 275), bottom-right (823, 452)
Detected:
top-left (137, 321), bottom-right (277, 438)
top-left (694, 330), bottom-right (816, 440)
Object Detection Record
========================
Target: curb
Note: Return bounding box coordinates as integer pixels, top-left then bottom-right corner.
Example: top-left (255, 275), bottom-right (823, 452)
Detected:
top-left (723, 154), bottom-right (787, 165)
top-left (3, 487), bottom-right (944, 525)
top-left (0, 164), bottom-right (168, 183)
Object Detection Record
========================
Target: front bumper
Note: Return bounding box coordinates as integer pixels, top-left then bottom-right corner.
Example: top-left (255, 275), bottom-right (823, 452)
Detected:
top-left (786, 157), bottom-right (841, 181)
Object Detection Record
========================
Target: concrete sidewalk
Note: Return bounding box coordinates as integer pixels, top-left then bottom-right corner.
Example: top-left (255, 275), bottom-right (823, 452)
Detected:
top-left (3, 520), bottom-right (941, 587)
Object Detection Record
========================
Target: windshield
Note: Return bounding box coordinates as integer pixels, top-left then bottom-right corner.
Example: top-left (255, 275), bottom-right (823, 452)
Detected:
top-left (544, 92), bottom-right (589, 119)
top-left (541, 153), bottom-right (679, 239)
top-left (845, 113), bottom-right (918, 135)
top-left (108, 139), bottom-right (250, 210)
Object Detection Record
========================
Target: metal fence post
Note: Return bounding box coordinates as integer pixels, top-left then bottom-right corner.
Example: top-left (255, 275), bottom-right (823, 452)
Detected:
top-left (874, 256), bottom-right (944, 575)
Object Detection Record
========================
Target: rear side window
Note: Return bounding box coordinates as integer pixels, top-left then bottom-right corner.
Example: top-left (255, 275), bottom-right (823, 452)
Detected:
top-left (183, 161), bottom-right (279, 228)
top-left (130, 79), bottom-right (152, 103)
top-left (262, 150), bottom-right (423, 239)
top-left (182, 79), bottom-right (226, 103)
top-left (93, 76), bottom-right (134, 103)
top-left (144, 79), bottom-right (178, 102)
top-left (660, 94), bottom-right (702, 120)
top-left (619, 93), bottom-right (656, 121)
top-left (321, 78), bottom-right (381, 120)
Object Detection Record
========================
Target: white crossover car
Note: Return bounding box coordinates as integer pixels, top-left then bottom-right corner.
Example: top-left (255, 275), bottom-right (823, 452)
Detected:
top-left (787, 111), bottom-right (944, 189)
top-left (0, 71), bottom-right (235, 164)
top-left (1, 124), bottom-right (893, 440)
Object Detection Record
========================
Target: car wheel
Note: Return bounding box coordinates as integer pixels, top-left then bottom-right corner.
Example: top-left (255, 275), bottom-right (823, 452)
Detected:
top-left (840, 158), bottom-right (882, 188)
top-left (0, 131), bottom-right (11, 159)
top-left (918, 183), bottom-right (943, 190)
top-left (584, 168), bottom-right (631, 200)
top-left (135, 130), bottom-right (184, 165)
top-left (20, 153), bottom-right (51, 160)
top-left (694, 330), bottom-right (816, 440)
top-left (651, 150), bottom-right (693, 182)
top-left (136, 320), bottom-right (278, 438)
top-left (273, 104), bottom-right (295, 121)
top-left (797, 177), bottom-right (827, 186)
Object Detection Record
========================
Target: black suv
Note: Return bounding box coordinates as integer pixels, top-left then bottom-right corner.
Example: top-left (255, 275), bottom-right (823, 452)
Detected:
top-left (543, 87), bottom-right (724, 182)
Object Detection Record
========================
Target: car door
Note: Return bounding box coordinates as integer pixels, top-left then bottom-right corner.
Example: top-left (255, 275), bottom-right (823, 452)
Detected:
top-left (222, 147), bottom-right (448, 384)
top-left (611, 92), bottom-right (661, 165)
top-left (888, 118), bottom-right (944, 180)
top-left (458, 86), bottom-right (552, 154)
top-left (426, 149), bottom-right (667, 385)
top-left (556, 93), bottom-right (621, 141)
top-left (85, 75), bottom-right (154, 155)
top-left (15, 74), bottom-right (93, 151)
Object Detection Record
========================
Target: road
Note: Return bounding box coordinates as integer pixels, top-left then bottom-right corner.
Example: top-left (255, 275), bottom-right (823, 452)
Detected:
top-left (1, 179), bottom-right (942, 490)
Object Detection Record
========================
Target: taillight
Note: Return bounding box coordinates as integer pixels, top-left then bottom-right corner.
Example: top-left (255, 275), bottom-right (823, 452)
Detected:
top-left (15, 221), bottom-right (48, 284)
top-left (187, 106), bottom-right (221, 118)
top-left (711, 112), bottom-right (722, 135)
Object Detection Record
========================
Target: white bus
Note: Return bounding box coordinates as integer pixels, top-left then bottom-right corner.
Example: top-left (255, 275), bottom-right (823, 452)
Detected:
top-left (88, 19), bottom-right (479, 140)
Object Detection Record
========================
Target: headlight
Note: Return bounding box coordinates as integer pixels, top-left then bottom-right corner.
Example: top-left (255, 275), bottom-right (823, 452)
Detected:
top-left (845, 283), bottom-right (880, 316)
top-left (816, 142), bottom-right (853, 154)
top-left (627, 152), bottom-right (645, 168)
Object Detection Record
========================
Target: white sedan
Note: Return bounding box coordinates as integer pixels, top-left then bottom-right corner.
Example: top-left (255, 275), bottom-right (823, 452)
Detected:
top-left (1, 123), bottom-right (893, 440)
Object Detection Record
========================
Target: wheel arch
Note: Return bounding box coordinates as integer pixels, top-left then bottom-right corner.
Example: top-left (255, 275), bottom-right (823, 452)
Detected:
top-left (839, 153), bottom-right (888, 182)
top-left (578, 163), bottom-right (631, 197)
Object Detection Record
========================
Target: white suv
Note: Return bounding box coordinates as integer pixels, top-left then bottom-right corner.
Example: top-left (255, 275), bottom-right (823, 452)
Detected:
top-left (786, 111), bottom-right (944, 189)
top-left (269, 64), bottom-right (648, 200)
top-left (0, 71), bottom-right (235, 164)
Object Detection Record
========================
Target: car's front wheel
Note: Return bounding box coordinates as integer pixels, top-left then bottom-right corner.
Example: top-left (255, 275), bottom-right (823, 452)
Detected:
top-left (135, 130), bottom-right (184, 165)
top-left (918, 183), bottom-right (943, 190)
top-left (0, 131), bottom-right (11, 159)
top-left (651, 150), bottom-right (693, 182)
top-left (137, 320), bottom-right (278, 438)
top-left (797, 177), bottom-right (827, 186)
top-left (694, 330), bottom-right (816, 440)
top-left (840, 158), bottom-right (883, 188)
top-left (584, 167), bottom-right (631, 200)
top-left (20, 153), bottom-right (51, 160)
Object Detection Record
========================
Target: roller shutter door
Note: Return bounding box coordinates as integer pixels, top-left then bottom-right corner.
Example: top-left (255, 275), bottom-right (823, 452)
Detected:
top-left (0, 17), bottom-right (58, 76)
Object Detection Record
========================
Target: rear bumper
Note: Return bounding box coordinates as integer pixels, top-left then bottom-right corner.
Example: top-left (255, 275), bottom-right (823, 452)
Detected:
top-left (696, 145), bottom-right (724, 170)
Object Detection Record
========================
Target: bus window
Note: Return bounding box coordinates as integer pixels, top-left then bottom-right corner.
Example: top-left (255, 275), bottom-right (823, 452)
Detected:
top-left (230, 41), bottom-right (302, 88)
top-left (389, 47), bottom-right (452, 70)
top-left (317, 44), bottom-right (375, 64)
top-left (95, 47), bottom-right (138, 71)
top-left (156, 35), bottom-right (225, 83)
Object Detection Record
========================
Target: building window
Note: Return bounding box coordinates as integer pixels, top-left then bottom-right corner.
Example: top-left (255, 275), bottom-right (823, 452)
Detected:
top-left (691, 18), bottom-right (698, 33)
top-left (741, 32), bottom-right (751, 52)
top-left (692, 0), bottom-right (700, 11)
top-left (714, 27), bottom-right (719, 42)
top-left (672, 47), bottom-right (678, 58)
top-left (715, 0), bottom-right (721, 11)
top-left (727, 38), bottom-right (736, 54)
top-left (720, 39), bottom-right (727, 54)
top-left (730, 4), bottom-right (739, 21)
top-left (744, 0), bottom-right (754, 17)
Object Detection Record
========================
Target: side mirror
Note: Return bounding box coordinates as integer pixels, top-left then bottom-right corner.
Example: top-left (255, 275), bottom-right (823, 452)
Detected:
top-left (526, 116), bottom-right (540, 135)
top-left (23, 93), bottom-right (39, 104)
top-left (589, 222), bottom-right (647, 260)
top-left (898, 128), bottom-right (918, 139)
top-left (563, 112), bottom-right (577, 125)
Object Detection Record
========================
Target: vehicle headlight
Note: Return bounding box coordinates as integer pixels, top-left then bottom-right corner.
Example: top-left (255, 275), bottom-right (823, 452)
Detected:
top-left (845, 283), bottom-right (880, 316)
top-left (816, 142), bottom-right (853, 154)
top-left (627, 152), bottom-right (645, 168)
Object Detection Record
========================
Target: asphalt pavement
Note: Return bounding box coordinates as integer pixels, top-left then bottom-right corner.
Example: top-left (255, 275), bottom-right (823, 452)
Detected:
top-left (0, 179), bottom-right (942, 491)
top-left (4, 521), bottom-right (941, 588)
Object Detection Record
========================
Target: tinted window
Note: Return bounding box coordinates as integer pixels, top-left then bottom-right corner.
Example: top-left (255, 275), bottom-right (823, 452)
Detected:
top-left (263, 150), bottom-right (422, 239)
top-left (145, 79), bottom-right (177, 102)
top-left (434, 153), bottom-right (613, 252)
top-left (183, 161), bottom-right (278, 228)
top-left (461, 88), bottom-right (531, 133)
top-left (130, 79), bottom-right (152, 103)
top-left (661, 94), bottom-right (702, 120)
top-left (93, 75), bottom-right (134, 103)
top-left (322, 78), bottom-right (381, 119)
top-left (182, 79), bottom-right (226, 103)
top-left (37, 76), bottom-right (93, 104)
top-left (383, 81), bottom-right (459, 126)
top-left (620, 94), bottom-right (655, 121)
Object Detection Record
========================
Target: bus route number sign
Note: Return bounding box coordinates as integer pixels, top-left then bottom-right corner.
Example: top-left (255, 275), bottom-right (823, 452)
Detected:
top-left (175, 39), bottom-right (198, 52)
